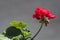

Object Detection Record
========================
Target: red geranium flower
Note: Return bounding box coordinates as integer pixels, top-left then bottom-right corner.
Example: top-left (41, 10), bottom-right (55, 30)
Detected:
top-left (33, 8), bottom-right (56, 20)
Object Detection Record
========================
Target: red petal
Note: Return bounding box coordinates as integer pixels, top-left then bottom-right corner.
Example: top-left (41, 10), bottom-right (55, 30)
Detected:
top-left (48, 13), bottom-right (56, 19)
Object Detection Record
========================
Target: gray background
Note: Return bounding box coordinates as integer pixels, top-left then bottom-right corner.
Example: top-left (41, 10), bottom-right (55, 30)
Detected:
top-left (0, 0), bottom-right (60, 40)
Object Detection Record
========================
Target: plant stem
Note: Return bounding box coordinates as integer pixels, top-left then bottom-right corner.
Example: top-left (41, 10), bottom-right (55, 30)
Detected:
top-left (31, 23), bottom-right (44, 40)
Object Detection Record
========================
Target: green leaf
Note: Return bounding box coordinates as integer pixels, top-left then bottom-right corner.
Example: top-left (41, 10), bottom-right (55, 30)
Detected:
top-left (5, 26), bottom-right (21, 38)
top-left (10, 21), bottom-right (27, 29)
top-left (22, 30), bottom-right (31, 38)
top-left (0, 34), bottom-right (11, 40)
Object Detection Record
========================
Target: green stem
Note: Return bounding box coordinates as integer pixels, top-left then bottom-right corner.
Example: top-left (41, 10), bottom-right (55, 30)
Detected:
top-left (31, 23), bottom-right (44, 40)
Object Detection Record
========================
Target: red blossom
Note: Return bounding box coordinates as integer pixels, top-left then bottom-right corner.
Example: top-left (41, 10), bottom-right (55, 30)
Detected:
top-left (45, 10), bottom-right (56, 19)
top-left (33, 8), bottom-right (56, 20)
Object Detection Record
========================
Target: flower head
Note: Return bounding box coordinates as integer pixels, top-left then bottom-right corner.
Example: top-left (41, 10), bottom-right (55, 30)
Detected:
top-left (33, 8), bottom-right (56, 20)
top-left (33, 7), bottom-right (56, 26)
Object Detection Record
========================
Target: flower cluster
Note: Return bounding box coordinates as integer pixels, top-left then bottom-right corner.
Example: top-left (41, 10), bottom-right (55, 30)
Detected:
top-left (33, 8), bottom-right (56, 20)
top-left (33, 8), bottom-right (56, 24)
